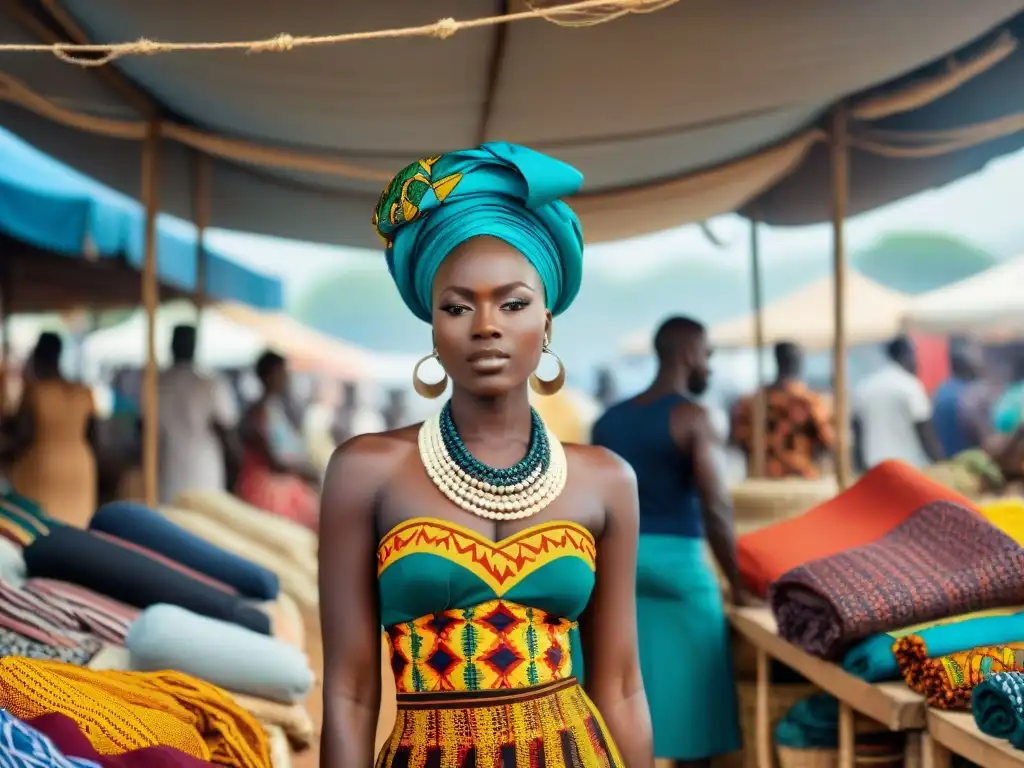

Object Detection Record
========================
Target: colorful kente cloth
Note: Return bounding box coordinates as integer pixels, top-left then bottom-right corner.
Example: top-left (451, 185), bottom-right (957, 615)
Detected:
top-left (730, 381), bottom-right (834, 479)
top-left (385, 599), bottom-right (574, 693)
top-left (895, 635), bottom-right (1024, 708)
top-left (376, 517), bottom-right (623, 767)
top-left (972, 671), bottom-right (1024, 747)
top-left (771, 500), bottom-right (1024, 658)
top-left (0, 707), bottom-right (99, 767)
top-left (379, 678), bottom-right (621, 768)
top-left (842, 607), bottom-right (1024, 682)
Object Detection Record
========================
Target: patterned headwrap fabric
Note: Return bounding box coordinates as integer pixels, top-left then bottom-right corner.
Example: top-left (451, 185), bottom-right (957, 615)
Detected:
top-left (373, 142), bottom-right (584, 323)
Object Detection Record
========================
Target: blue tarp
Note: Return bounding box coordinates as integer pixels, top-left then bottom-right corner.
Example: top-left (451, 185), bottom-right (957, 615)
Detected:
top-left (0, 128), bottom-right (282, 310)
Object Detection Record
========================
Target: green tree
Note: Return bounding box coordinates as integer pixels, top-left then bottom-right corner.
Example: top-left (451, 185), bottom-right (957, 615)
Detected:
top-left (853, 232), bottom-right (998, 294)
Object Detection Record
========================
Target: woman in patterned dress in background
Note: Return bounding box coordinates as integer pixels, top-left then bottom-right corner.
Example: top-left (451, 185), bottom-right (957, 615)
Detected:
top-left (235, 351), bottom-right (321, 530)
top-left (318, 144), bottom-right (653, 767)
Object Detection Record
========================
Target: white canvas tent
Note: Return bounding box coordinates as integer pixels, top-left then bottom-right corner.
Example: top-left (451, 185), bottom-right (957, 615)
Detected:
top-left (902, 255), bottom-right (1024, 334)
top-left (621, 272), bottom-right (909, 355)
top-left (81, 304), bottom-right (265, 377)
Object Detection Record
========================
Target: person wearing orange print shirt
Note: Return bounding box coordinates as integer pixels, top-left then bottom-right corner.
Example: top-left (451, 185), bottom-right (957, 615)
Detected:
top-left (730, 341), bottom-right (835, 478)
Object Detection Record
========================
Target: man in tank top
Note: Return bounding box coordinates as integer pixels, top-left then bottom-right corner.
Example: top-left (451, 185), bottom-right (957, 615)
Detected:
top-left (592, 315), bottom-right (751, 768)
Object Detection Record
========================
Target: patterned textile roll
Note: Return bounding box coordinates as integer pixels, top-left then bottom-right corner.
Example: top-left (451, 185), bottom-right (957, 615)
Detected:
top-left (895, 635), bottom-right (1024, 709)
top-left (377, 677), bottom-right (622, 768)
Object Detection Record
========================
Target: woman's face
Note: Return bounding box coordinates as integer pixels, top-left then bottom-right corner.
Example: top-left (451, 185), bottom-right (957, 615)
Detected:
top-left (266, 361), bottom-right (289, 395)
top-left (432, 236), bottom-right (550, 398)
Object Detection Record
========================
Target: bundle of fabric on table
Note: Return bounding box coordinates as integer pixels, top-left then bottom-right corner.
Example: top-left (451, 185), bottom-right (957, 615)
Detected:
top-left (0, 657), bottom-right (271, 768)
top-left (972, 671), bottom-right (1024, 748)
top-left (161, 490), bottom-right (318, 609)
top-left (842, 607), bottom-right (1024, 682)
top-left (737, 461), bottom-right (976, 596)
top-left (770, 500), bottom-right (1024, 659)
top-left (894, 635), bottom-right (1024, 708)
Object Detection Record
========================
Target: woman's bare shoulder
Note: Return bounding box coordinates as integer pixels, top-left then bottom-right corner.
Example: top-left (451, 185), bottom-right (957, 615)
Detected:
top-left (564, 442), bottom-right (636, 488)
top-left (323, 424), bottom-right (421, 501)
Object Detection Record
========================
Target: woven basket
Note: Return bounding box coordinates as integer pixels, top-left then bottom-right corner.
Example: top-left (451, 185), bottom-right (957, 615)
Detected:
top-left (777, 747), bottom-right (837, 768)
top-left (736, 681), bottom-right (819, 768)
top-left (731, 478), bottom-right (839, 532)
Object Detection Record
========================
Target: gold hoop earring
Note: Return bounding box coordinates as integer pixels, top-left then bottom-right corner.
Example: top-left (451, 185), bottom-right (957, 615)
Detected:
top-left (412, 350), bottom-right (448, 399)
top-left (530, 336), bottom-right (566, 396)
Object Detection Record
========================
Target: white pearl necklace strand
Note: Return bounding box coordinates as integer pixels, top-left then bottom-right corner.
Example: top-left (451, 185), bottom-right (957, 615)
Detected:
top-left (417, 410), bottom-right (568, 521)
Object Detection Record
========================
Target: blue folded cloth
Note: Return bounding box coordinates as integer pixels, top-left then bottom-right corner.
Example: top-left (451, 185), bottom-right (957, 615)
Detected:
top-left (843, 611), bottom-right (1024, 682)
top-left (128, 604), bottom-right (314, 704)
top-left (91, 501), bottom-right (279, 600)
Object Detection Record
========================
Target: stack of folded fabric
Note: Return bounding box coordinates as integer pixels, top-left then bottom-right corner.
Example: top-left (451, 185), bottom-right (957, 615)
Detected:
top-left (161, 490), bottom-right (318, 609)
top-left (770, 499), bottom-right (1024, 659)
top-left (0, 485), bottom-right (314, 767)
top-left (737, 461), bottom-right (977, 597)
top-left (0, 657), bottom-right (271, 767)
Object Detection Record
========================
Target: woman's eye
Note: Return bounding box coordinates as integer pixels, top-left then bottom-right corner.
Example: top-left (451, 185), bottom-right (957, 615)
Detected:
top-left (442, 304), bottom-right (470, 316)
top-left (503, 299), bottom-right (530, 311)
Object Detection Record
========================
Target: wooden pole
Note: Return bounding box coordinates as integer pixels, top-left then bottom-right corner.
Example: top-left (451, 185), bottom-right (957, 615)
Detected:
top-left (192, 152), bottom-right (210, 336)
top-left (749, 216), bottom-right (767, 478)
top-left (0, 264), bottom-right (9, 420)
top-left (830, 104), bottom-right (852, 489)
top-left (141, 121), bottom-right (161, 507)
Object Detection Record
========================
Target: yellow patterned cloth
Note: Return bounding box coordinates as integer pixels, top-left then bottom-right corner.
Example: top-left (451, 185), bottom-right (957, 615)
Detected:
top-left (0, 657), bottom-right (270, 768)
top-left (895, 636), bottom-right (1024, 709)
top-left (386, 599), bottom-right (575, 693)
top-left (378, 678), bottom-right (623, 768)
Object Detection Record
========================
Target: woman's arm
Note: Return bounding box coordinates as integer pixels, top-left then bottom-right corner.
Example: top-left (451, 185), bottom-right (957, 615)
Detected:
top-left (241, 403), bottom-right (317, 480)
top-left (579, 448), bottom-right (653, 768)
top-left (3, 389), bottom-right (34, 463)
top-left (319, 435), bottom-right (391, 767)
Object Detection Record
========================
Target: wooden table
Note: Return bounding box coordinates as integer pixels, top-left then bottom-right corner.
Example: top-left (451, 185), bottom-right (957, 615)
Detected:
top-left (926, 710), bottom-right (1024, 768)
top-left (729, 607), bottom-right (926, 768)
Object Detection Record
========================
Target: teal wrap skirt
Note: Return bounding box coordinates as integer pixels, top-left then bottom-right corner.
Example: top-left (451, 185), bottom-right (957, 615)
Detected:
top-left (636, 534), bottom-right (741, 760)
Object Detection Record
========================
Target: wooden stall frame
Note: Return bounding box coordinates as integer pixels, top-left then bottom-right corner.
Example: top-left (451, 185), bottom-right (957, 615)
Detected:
top-left (140, 120), bottom-right (161, 508)
top-left (191, 150), bottom-right (211, 338)
top-left (749, 215), bottom-right (767, 478)
top-left (730, 608), bottom-right (925, 768)
top-left (925, 710), bottom-right (1024, 768)
top-left (830, 104), bottom-right (852, 489)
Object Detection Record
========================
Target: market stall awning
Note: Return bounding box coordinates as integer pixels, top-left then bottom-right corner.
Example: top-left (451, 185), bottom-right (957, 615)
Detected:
top-left (0, 126), bottom-right (283, 310)
top-left (80, 303), bottom-right (265, 374)
top-left (81, 302), bottom-right (371, 380)
top-left (621, 272), bottom-right (909, 355)
top-left (216, 303), bottom-right (371, 381)
top-left (0, 1), bottom-right (1021, 246)
top-left (902, 255), bottom-right (1024, 334)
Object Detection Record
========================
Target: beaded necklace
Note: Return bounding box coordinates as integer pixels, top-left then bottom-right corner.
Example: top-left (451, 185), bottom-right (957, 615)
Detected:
top-left (418, 402), bottom-right (567, 520)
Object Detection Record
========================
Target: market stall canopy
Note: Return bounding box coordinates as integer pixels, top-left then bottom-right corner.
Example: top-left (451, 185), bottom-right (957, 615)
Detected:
top-left (81, 301), bottom-right (372, 380)
top-left (902, 255), bottom-right (1024, 334)
top-left (80, 304), bottom-right (265, 375)
top-left (0, 1), bottom-right (1021, 247)
top-left (621, 272), bottom-right (909, 355)
top-left (0, 127), bottom-right (283, 310)
top-left (215, 303), bottom-right (371, 381)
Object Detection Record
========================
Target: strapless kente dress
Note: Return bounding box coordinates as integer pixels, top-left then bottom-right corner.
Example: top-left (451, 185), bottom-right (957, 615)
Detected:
top-left (376, 517), bottom-right (625, 768)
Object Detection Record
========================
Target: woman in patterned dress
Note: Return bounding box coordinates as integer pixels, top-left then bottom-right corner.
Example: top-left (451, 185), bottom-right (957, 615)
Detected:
top-left (318, 144), bottom-right (653, 768)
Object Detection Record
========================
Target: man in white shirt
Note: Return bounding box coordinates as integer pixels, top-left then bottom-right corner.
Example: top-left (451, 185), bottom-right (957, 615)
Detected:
top-left (155, 325), bottom-right (240, 504)
top-left (852, 336), bottom-right (944, 470)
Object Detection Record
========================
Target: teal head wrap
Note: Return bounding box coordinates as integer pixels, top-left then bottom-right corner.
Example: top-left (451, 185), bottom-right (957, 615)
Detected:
top-left (373, 142), bottom-right (584, 323)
